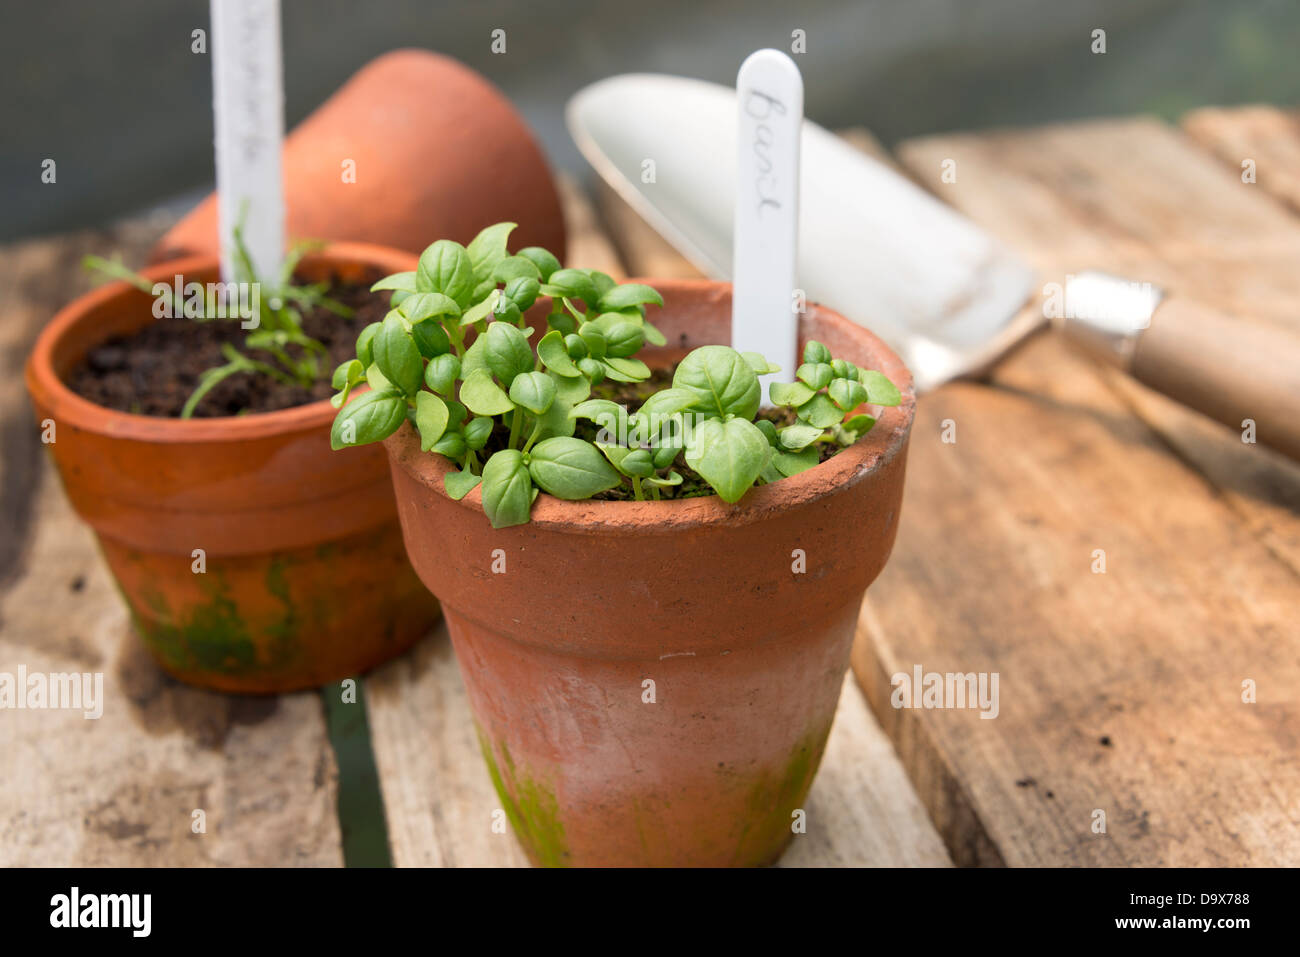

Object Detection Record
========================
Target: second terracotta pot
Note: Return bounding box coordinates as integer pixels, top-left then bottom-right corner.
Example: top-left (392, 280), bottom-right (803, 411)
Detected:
top-left (385, 280), bottom-right (915, 866)
top-left (26, 244), bottom-right (440, 693)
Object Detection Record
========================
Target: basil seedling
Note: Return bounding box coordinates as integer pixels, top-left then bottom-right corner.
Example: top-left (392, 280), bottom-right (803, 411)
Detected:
top-left (330, 223), bottom-right (900, 528)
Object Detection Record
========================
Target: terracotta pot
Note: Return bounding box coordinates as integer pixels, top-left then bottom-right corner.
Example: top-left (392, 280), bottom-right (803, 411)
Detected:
top-left (384, 280), bottom-right (915, 866)
top-left (151, 49), bottom-right (566, 265)
top-left (25, 243), bottom-right (440, 693)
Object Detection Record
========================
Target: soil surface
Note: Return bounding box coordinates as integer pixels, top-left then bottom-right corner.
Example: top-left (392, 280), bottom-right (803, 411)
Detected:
top-left (66, 271), bottom-right (386, 418)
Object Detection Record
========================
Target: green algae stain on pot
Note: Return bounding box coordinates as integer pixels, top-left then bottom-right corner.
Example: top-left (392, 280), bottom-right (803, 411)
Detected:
top-left (263, 556), bottom-right (300, 666)
top-left (731, 724), bottom-right (834, 866)
top-left (130, 579), bottom-right (259, 676)
top-left (122, 560), bottom-right (305, 680)
top-left (476, 729), bottom-right (569, 867)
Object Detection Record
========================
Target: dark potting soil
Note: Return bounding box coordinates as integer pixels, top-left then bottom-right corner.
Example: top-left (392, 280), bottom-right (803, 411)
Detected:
top-left (65, 272), bottom-right (387, 418)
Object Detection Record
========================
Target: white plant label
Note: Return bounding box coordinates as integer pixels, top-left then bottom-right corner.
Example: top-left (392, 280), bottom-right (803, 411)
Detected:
top-left (210, 0), bottom-right (285, 282)
top-left (731, 49), bottom-right (803, 390)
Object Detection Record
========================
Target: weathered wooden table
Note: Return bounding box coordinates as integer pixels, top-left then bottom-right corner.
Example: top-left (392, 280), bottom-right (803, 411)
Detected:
top-left (2, 106), bottom-right (1296, 867)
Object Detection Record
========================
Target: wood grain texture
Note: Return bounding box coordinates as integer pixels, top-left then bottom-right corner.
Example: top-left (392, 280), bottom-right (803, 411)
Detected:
top-left (851, 114), bottom-right (1300, 865)
top-left (0, 220), bottom-right (343, 866)
top-left (1183, 104), bottom-right (1300, 215)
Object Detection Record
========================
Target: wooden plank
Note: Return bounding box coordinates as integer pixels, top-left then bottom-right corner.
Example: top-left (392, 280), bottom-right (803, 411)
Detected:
top-left (0, 222), bottom-right (344, 866)
top-left (366, 175), bottom-right (951, 867)
top-left (1183, 105), bottom-right (1300, 215)
top-left (897, 114), bottom-right (1300, 573)
top-left (849, 116), bottom-right (1300, 865)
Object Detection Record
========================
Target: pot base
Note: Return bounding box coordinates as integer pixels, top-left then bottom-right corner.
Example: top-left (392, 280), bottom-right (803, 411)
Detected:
top-left (103, 521), bottom-right (437, 694)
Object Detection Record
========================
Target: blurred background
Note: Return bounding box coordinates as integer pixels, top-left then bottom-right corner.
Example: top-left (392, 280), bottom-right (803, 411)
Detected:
top-left (3, 0), bottom-right (1299, 243)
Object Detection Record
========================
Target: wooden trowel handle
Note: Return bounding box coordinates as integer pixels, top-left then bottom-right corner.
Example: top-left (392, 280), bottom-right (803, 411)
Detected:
top-left (1131, 298), bottom-right (1300, 461)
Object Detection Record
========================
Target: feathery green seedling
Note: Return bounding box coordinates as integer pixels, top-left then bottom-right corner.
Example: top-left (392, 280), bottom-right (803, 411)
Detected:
top-left (85, 224), bottom-right (352, 418)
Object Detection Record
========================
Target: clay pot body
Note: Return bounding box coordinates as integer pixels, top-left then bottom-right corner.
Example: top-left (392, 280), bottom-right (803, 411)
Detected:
top-left (151, 49), bottom-right (566, 265)
top-left (385, 280), bottom-right (915, 866)
top-left (25, 244), bottom-right (439, 693)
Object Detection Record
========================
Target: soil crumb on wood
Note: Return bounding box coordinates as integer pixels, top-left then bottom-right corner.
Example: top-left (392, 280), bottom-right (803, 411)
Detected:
top-left (66, 272), bottom-right (386, 418)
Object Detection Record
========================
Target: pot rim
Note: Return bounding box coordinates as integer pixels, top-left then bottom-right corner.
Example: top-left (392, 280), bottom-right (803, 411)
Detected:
top-left (24, 241), bottom-right (417, 444)
top-left (387, 277), bottom-right (916, 533)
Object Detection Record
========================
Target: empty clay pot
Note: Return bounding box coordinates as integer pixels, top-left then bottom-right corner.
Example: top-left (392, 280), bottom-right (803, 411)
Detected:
top-left (151, 49), bottom-right (566, 265)
top-left (25, 243), bottom-right (440, 693)
top-left (384, 280), bottom-right (915, 866)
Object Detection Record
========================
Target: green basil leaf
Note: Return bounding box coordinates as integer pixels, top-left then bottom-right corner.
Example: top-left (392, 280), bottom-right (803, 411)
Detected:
top-left (424, 353), bottom-right (461, 395)
top-left (463, 415), bottom-right (494, 451)
top-left (516, 246), bottom-right (561, 281)
top-left (644, 469), bottom-right (683, 488)
top-left (774, 447), bottom-right (820, 477)
top-left (551, 371), bottom-right (591, 406)
top-left (460, 289), bottom-right (499, 328)
top-left (600, 356), bottom-right (651, 383)
top-left (577, 356), bottom-right (604, 384)
top-left (578, 323), bottom-right (607, 359)
top-left (414, 391), bottom-right (450, 451)
top-left (798, 393), bottom-right (845, 429)
top-left (371, 271), bottom-right (418, 293)
top-left (683, 416), bottom-right (771, 503)
top-left (673, 345), bottom-right (762, 420)
top-left (587, 270), bottom-right (617, 301)
top-left (538, 329), bottom-right (581, 377)
top-left (482, 321), bottom-right (534, 386)
top-left (828, 378), bottom-right (869, 411)
top-left (331, 359), bottom-right (363, 390)
top-left (740, 351), bottom-right (781, 375)
top-left (492, 256), bottom-right (542, 284)
top-left (803, 340), bottom-right (832, 364)
top-left (508, 371), bottom-right (557, 415)
top-left (600, 320), bottom-right (644, 358)
top-left (769, 380), bottom-right (816, 408)
top-left (411, 320), bottom-right (451, 359)
top-left (754, 418), bottom-right (779, 446)
top-left (399, 292), bottom-right (461, 324)
top-left (466, 222), bottom-right (516, 281)
top-left (643, 320), bottom-right (667, 347)
top-left (652, 443), bottom-right (680, 469)
top-left (503, 276), bottom-right (541, 310)
top-left (480, 449), bottom-right (534, 528)
top-left (796, 362), bottom-right (834, 390)
top-left (843, 413), bottom-right (877, 435)
top-left (417, 240), bottom-right (476, 306)
top-left (778, 423), bottom-right (825, 450)
top-left (491, 298), bottom-right (522, 325)
top-left (859, 369), bottom-right (902, 406)
top-left (620, 448), bottom-right (655, 478)
top-left (365, 362), bottom-right (393, 393)
top-left (527, 437), bottom-right (622, 500)
top-left (459, 368), bottom-right (516, 416)
top-left (444, 469), bottom-right (483, 500)
top-left (431, 431), bottom-right (467, 459)
top-left (598, 283), bottom-right (663, 312)
top-left (355, 322), bottom-right (381, 367)
top-left (372, 315), bottom-right (424, 395)
top-left (545, 268), bottom-right (598, 306)
top-left (330, 389), bottom-right (406, 450)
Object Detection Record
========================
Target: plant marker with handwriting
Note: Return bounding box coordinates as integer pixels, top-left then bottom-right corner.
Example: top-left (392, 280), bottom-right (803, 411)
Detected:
top-left (731, 49), bottom-right (803, 392)
top-left (210, 0), bottom-right (285, 282)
